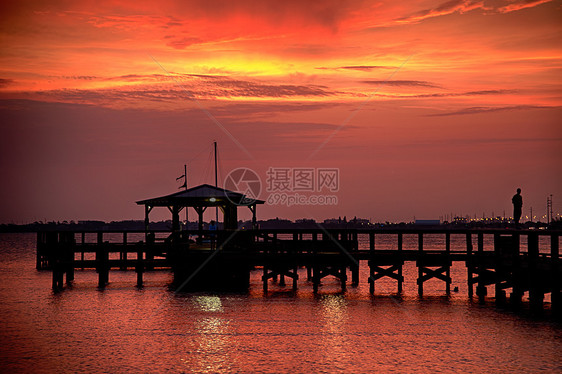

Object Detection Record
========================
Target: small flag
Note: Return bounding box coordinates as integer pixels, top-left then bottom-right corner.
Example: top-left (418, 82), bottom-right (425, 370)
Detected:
top-left (177, 164), bottom-right (187, 190)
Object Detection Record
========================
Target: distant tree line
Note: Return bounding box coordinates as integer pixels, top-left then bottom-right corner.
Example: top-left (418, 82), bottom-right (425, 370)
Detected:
top-left (0, 216), bottom-right (558, 233)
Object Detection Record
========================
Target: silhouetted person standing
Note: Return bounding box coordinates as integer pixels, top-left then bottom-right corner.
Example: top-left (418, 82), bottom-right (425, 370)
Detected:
top-left (512, 188), bottom-right (523, 227)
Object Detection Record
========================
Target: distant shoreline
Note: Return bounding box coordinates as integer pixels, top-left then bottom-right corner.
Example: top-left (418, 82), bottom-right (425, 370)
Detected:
top-left (1, 218), bottom-right (557, 233)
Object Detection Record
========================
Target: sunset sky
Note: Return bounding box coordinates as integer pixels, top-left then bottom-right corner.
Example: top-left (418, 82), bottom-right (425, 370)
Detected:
top-left (1, 0), bottom-right (561, 223)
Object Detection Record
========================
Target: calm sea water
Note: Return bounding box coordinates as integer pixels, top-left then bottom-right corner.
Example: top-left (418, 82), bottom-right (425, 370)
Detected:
top-left (1, 233), bottom-right (561, 373)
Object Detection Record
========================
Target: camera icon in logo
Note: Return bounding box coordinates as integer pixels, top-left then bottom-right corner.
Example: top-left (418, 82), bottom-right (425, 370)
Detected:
top-left (224, 167), bottom-right (262, 205)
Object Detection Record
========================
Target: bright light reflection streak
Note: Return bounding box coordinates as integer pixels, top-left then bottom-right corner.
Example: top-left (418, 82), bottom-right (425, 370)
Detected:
top-left (193, 296), bottom-right (223, 312)
top-left (320, 295), bottom-right (349, 361)
top-left (192, 316), bottom-right (232, 373)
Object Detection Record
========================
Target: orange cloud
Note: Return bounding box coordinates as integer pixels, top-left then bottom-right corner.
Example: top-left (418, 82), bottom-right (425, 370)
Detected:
top-left (496, 0), bottom-right (553, 13)
top-left (395, 0), bottom-right (484, 24)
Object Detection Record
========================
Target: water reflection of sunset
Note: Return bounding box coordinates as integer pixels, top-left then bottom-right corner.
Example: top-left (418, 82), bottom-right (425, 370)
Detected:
top-left (193, 316), bottom-right (232, 373)
top-left (193, 295), bottom-right (224, 312)
top-left (320, 295), bottom-right (350, 365)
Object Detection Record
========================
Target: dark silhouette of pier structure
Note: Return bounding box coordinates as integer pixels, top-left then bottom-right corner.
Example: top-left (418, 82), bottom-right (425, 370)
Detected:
top-left (37, 227), bottom-right (561, 315)
top-left (36, 183), bottom-right (561, 316)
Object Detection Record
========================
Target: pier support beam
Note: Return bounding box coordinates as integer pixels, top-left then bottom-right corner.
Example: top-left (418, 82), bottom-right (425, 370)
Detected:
top-left (528, 232), bottom-right (544, 314)
top-left (96, 233), bottom-right (109, 288)
top-left (417, 264), bottom-right (452, 296)
top-left (466, 233), bottom-right (474, 297)
top-left (368, 261), bottom-right (404, 295)
top-left (61, 232), bottom-right (75, 285)
top-left (351, 264), bottom-right (359, 285)
top-left (136, 242), bottom-right (144, 288)
top-left (262, 266), bottom-right (298, 293)
top-left (120, 232), bottom-right (128, 270)
top-left (51, 248), bottom-right (64, 292)
top-left (312, 265), bottom-right (347, 293)
top-left (493, 233), bottom-right (520, 306)
top-left (416, 233), bottom-right (452, 297)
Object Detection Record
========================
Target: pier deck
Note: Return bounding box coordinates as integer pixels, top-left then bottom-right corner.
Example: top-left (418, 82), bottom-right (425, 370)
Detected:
top-left (37, 227), bottom-right (561, 315)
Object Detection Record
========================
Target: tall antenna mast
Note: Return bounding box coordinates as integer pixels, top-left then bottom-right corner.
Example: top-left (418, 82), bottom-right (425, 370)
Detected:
top-left (185, 163), bottom-right (188, 227)
top-left (214, 141), bottom-right (218, 189)
top-left (214, 141), bottom-right (219, 223)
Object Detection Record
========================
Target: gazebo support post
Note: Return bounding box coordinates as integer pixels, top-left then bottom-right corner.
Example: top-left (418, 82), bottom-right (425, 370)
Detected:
top-left (224, 204), bottom-right (238, 230)
top-left (249, 204), bottom-right (257, 229)
top-left (171, 205), bottom-right (181, 233)
top-left (144, 205), bottom-right (153, 240)
top-left (194, 206), bottom-right (206, 244)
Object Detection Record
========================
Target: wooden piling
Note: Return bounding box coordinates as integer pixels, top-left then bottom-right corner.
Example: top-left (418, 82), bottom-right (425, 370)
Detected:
top-left (136, 242), bottom-right (144, 288)
top-left (418, 233), bottom-right (424, 296)
top-left (351, 264), bottom-right (359, 285)
top-left (51, 238), bottom-right (64, 291)
top-left (551, 234), bottom-right (560, 318)
top-left (120, 232), bottom-right (128, 270)
top-left (36, 232), bottom-right (43, 270)
top-left (95, 233), bottom-right (109, 288)
top-left (445, 232), bottom-right (451, 295)
top-left (466, 233), bottom-right (473, 297)
top-left (476, 233), bottom-right (487, 302)
top-left (64, 234), bottom-right (75, 285)
top-left (528, 232), bottom-right (543, 314)
top-left (398, 233), bottom-right (403, 293)
top-left (262, 266), bottom-right (268, 293)
top-left (80, 232), bottom-right (85, 270)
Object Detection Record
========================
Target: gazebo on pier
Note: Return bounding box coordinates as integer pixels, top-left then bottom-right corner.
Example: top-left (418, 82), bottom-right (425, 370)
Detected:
top-left (136, 184), bottom-right (265, 237)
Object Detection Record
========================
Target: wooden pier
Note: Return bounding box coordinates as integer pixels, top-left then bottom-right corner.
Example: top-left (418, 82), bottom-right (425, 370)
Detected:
top-left (37, 228), bottom-right (561, 316)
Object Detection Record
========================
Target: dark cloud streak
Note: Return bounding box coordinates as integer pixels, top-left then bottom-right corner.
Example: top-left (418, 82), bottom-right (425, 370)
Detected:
top-left (427, 104), bottom-right (554, 116)
top-left (361, 80), bottom-right (439, 88)
top-left (375, 89), bottom-right (516, 99)
top-left (0, 78), bottom-right (15, 88)
top-left (316, 65), bottom-right (393, 71)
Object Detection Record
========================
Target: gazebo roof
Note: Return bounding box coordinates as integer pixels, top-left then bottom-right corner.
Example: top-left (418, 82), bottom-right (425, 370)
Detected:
top-left (136, 184), bottom-right (265, 207)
